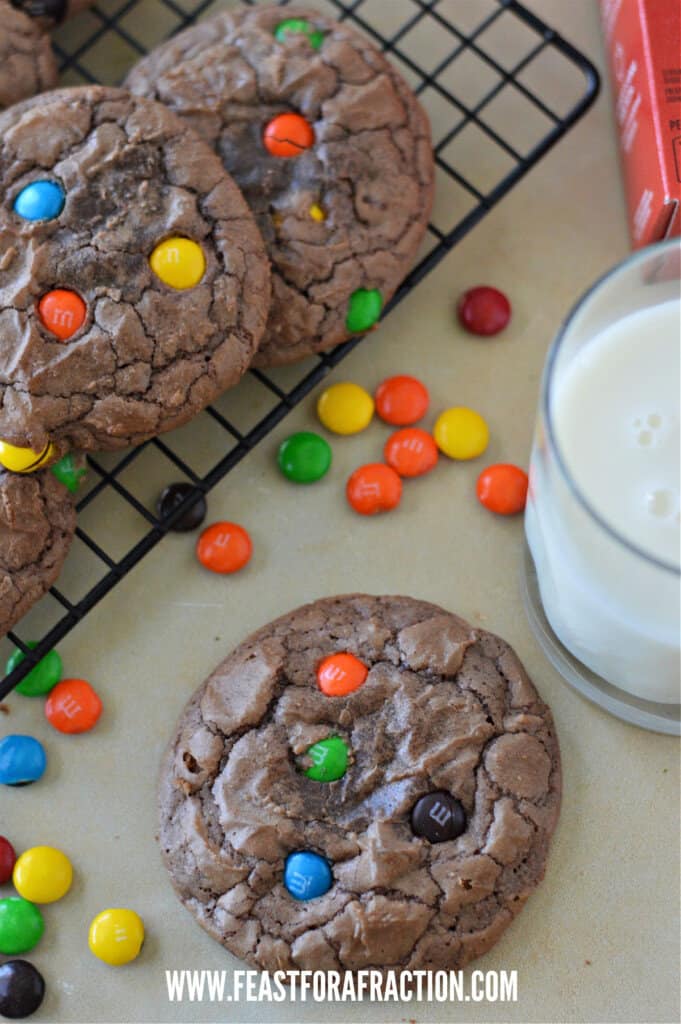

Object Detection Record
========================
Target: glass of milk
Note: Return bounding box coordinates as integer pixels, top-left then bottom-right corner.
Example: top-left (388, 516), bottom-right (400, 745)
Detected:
top-left (524, 238), bottom-right (680, 733)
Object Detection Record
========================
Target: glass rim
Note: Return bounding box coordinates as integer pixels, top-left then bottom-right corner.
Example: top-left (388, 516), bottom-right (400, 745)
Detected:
top-left (542, 237), bottom-right (681, 578)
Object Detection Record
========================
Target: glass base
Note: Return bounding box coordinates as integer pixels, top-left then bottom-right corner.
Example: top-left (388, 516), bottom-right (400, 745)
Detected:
top-left (521, 543), bottom-right (680, 736)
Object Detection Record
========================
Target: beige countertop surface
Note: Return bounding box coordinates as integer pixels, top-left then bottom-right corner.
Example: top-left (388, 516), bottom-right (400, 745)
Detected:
top-left (2, 2), bottom-right (679, 1023)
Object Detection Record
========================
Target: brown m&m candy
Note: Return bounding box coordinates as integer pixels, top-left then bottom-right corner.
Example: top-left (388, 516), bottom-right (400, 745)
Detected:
top-left (411, 791), bottom-right (466, 843)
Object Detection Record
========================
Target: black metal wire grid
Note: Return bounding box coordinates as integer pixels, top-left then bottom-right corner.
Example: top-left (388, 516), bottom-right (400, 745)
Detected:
top-left (0, 0), bottom-right (600, 699)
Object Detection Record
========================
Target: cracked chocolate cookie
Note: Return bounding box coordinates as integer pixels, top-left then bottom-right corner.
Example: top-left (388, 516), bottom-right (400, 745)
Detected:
top-left (0, 466), bottom-right (76, 638)
top-left (160, 594), bottom-right (561, 973)
top-left (10, 0), bottom-right (93, 30)
top-left (0, 1), bottom-right (58, 112)
top-left (125, 5), bottom-right (435, 367)
top-left (0, 86), bottom-right (271, 455)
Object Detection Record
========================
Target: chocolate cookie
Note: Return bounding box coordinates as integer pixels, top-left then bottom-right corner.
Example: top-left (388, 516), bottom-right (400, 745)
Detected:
top-left (125, 6), bottom-right (434, 367)
top-left (160, 595), bottom-right (561, 973)
top-left (10, 0), bottom-right (93, 30)
top-left (0, 1), bottom-right (58, 112)
top-left (0, 467), bottom-right (76, 638)
top-left (0, 86), bottom-right (271, 455)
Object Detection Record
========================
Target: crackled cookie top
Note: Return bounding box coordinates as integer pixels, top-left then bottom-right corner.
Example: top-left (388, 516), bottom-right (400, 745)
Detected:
top-left (0, 86), bottom-right (270, 454)
top-left (0, 1), bottom-right (58, 111)
top-left (160, 595), bottom-right (561, 974)
top-left (0, 467), bottom-right (76, 638)
top-left (125, 5), bottom-right (434, 367)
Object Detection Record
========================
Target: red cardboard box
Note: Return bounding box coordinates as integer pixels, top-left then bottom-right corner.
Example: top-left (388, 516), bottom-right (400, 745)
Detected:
top-left (601, 0), bottom-right (681, 247)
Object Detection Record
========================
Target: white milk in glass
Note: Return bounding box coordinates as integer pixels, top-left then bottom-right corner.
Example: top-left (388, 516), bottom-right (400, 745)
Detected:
top-left (526, 298), bottom-right (680, 703)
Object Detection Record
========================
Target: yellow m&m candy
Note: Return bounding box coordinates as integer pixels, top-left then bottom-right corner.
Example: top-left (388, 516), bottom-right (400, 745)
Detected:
top-left (13, 846), bottom-right (73, 904)
top-left (317, 382), bottom-right (374, 435)
top-left (433, 407), bottom-right (489, 460)
top-left (149, 237), bottom-right (205, 290)
top-left (0, 440), bottom-right (55, 473)
top-left (88, 908), bottom-right (144, 966)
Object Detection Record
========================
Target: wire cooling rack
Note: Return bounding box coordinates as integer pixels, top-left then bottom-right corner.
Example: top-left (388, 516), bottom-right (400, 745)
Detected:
top-left (0, 0), bottom-right (599, 698)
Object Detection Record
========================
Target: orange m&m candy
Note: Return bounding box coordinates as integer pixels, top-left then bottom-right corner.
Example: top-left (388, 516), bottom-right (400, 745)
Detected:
top-left (476, 463), bottom-right (528, 515)
top-left (384, 428), bottom-right (438, 478)
top-left (45, 679), bottom-right (102, 734)
top-left (197, 521), bottom-right (252, 574)
top-left (375, 375), bottom-right (429, 426)
top-left (317, 653), bottom-right (368, 697)
top-left (264, 113), bottom-right (315, 158)
top-left (346, 463), bottom-right (402, 516)
top-left (38, 289), bottom-right (86, 341)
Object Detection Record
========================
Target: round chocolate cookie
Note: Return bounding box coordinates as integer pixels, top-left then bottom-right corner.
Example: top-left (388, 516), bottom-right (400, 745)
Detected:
top-left (160, 595), bottom-right (561, 973)
top-left (0, 466), bottom-right (76, 638)
top-left (125, 6), bottom-right (434, 367)
top-left (0, 1), bottom-right (58, 112)
top-left (10, 0), bottom-right (93, 30)
top-left (0, 86), bottom-right (271, 455)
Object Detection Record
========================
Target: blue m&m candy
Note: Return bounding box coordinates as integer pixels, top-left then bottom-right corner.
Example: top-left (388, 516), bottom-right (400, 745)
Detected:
top-left (284, 851), bottom-right (332, 901)
top-left (0, 736), bottom-right (47, 787)
top-left (13, 180), bottom-right (65, 222)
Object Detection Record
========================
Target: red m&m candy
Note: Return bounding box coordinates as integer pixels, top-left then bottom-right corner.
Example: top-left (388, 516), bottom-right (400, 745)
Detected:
top-left (457, 286), bottom-right (511, 336)
top-left (197, 522), bottom-right (252, 574)
top-left (0, 837), bottom-right (16, 885)
top-left (45, 679), bottom-right (102, 734)
top-left (384, 428), bottom-right (438, 478)
top-left (346, 463), bottom-right (402, 516)
top-left (476, 464), bottom-right (528, 515)
top-left (38, 289), bottom-right (86, 341)
top-left (375, 375), bottom-right (429, 426)
top-left (317, 653), bottom-right (368, 697)
top-left (264, 114), bottom-right (315, 158)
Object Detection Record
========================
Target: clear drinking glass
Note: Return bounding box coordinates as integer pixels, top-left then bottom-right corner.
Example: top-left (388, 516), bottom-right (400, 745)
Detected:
top-left (523, 239), bottom-right (680, 734)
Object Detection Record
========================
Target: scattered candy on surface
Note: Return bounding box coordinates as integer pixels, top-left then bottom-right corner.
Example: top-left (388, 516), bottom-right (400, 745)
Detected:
top-left (0, 899), bottom-right (44, 956)
top-left (346, 462), bottom-right (402, 515)
top-left (346, 288), bottom-right (382, 333)
top-left (88, 908), bottom-right (145, 966)
top-left (457, 285), bottom-right (511, 336)
top-left (13, 180), bottom-right (65, 222)
top-left (38, 289), bottom-right (86, 341)
top-left (0, 440), bottom-right (54, 474)
top-left (433, 406), bottom-right (489, 460)
top-left (50, 452), bottom-right (87, 493)
top-left (476, 463), bottom-right (529, 515)
top-left (374, 374), bottom-right (429, 426)
top-left (277, 431), bottom-right (332, 484)
top-left (156, 482), bottom-right (207, 533)
top-left (411, 791), bottom-right (467, 843)
top-left (284, 851), bottom-right (332, 901)
top-left (308, 202), bottom-right (326, 222)
top-left (384, 427), bottom-right (438, 478)
top-left (12, 847), bottom-right (73, 905)
top-left (303, 736), bottom-right (348, 782)
top-left (263, 113), bottom-right (315, 158)
top-left (45, 678), bottom-right (102, 735)
top-left (0, 736), bottom-right (46, 787)
top-left (317, 382), bottom-right (374, 435)
top-left (0, 837), bottom-right (16, 885)
top-left (196, 522), bottom-right (252, 574)
top-left (6, 645), bottom-right (62, 698)
top-left (274, 17), bottom-right (324, 49)
top-left (317, 653), bottom-right (368, 697)
top-left (149, 237), bottom-right (205, 290)
top-left (0, 960), bottom-right (45, 1020)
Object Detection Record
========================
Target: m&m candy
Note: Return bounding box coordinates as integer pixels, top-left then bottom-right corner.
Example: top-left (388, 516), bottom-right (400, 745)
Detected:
top-left (150, 237), bottom-right (205, 290)
top-left (317, 382), bottom-right (374, 435)
top-left (45, 679), bottom-right (102, 734)
top-left (13, 180), bottom-right (65, 222)
top-left (196, 522), bottom-right (252, 574)
top-left (0, 899), bottom-right (44, 955)
top-left (346, 288), bottom-right (382, 333)
top-left (156, 482), bottom-right (207, 532)
top-left (88, 908), bottom-right (144, 966)
top-left (0, 736), bottom-right (46, 787)
top-left (411, 792), bottom-right (467, 843)
top-left (317, 653), bottom-right (368, 697)
top-left (5, 645), bottom-right (62, 697)
top-left (0, 959), bottom-right (46, 1020)
top-left (303, 736), bottom-right (348, 782)
top-left (277, 431), bottom-right (332, 484)
top-left (346, 463), bottom-right (402, 515)
top-left (384, 428), bottom-right (438, 478)
top-left (0, 440), bottom-right (55, 474)
top-left (13, 847), bottom-right (72, 904)
top-left (284, 852), bottom-right (332, 901)
top-left (274, 18), bottom-right (324, 49)
top-left (457, 286), bottom-right (511, 336)
top-left (476, 464), bottom-right (529, 515)
top-left (264, 113), bottom-right (315, 158)
top-left (375, 375), bottom-right (429, 426)
top-left (50, 452), bottom-right (87, 493)
top-left (38, 289), bottom-right (86, 341)
top-left (433, 407), bottom-right (489, 460)
top-left (0, 837), bottom-right (16, 885)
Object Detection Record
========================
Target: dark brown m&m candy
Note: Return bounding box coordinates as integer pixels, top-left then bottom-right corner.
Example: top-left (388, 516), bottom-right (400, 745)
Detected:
top-left (411, 791), bottom-right (466, 843)
top-left (156, 483), bottom-right (207, 533)
top-left (0, 960), bottom-right (45, 1019)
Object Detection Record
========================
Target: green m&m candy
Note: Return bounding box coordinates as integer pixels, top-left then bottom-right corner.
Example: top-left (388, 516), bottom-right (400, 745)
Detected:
top-left (51, 452), bottom-right (87, 494)
top-left (5, 644), bottom-right (62, 697)
top-left (346, 288), bottom-right (383, 333)
top-left (277, 432), bottom-right (332, 484)
top-left (0, 898), bottom-right (45, 955)
top-left (303, 736), bottom-right (348, 782)
top-left (274, 18), bottom-right (325, 50)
